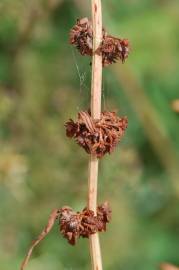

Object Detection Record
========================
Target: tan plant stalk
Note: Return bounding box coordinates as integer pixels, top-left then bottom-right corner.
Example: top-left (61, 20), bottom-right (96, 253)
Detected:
top-left (88, 0), bottom-right (103, 269)
top-left (160, 263), bottom-right (179, 270)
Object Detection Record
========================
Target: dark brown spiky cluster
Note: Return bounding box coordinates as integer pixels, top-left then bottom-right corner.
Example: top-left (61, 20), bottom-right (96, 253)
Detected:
top-left (69, 17), bottom-right (130, 67)
top-left (59, 202), bottom-right (111, 245)
top-left (70, 17), bottom-right (93, 56)
top-left (100, 36), bottom-right (130, 67)
top-left (65, 111), bottom-right (128, 158)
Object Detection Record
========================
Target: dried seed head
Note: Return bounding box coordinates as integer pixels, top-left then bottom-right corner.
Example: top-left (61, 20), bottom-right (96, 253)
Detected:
top-left (69, 17), bottom-right (93, 56)
top-left (100, 35), bottom-right (130, 66)
top-left (65, 111), bottom-right (128, 158)
top-left (69, 18), bottom-right (130, 67)
top-left (59, 202), bottom-right (112, 245)
top-left (21, 203), bottom-right (112, 268)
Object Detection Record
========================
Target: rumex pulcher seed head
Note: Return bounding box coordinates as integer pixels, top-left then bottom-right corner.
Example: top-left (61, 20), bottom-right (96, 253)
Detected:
top-left (69, 17), bottom-right (93, 56)
top-left (65, 111), bottom-right (128, 158)
top-left (100, 35), bottom-right (130, 66)
top-left (70, 17), bottom-right (130, 67)
top-left (59, 202), bottom-right (111, 245)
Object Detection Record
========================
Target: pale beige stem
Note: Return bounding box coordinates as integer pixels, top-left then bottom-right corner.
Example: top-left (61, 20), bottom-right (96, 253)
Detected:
top-left (88, 0), bottom-right (103, 270)
top-left (160, 263), bottom-right (179, 270)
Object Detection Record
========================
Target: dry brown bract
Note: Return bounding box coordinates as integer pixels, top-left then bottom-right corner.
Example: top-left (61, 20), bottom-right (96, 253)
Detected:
top-left (59, 202), bottom-right (111, 245)
top-left (20, 203), bottom-right (111, 270)
top-left (65, 111), bottom-right (128, 158)
top-left (70, 18), bottom-right (130, 67)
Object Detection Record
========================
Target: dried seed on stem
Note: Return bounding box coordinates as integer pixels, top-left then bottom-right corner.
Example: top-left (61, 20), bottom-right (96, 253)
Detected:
top-left (20, 203), bottom-right (111, 269)
top-left (99, 36), bottom-right (130, 67)
top-left (70, 18), bottom-right (130, 67)
top-left (70, 17), bottom-right (93, 56)
top-left (65, 111), bottom-right (128, 158)
top-left (59, 202), bottom-right (111, 245)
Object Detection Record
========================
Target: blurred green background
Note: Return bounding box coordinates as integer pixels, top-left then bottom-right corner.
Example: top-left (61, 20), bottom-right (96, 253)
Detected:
top-left (0, 0), bottom-right (179, 269)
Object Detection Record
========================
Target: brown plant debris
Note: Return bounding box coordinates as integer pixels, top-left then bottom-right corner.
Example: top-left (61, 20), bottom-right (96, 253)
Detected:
top-left (20, 203), bottom-right (111, 269)
top-left (59, 202), bottom-right (111, 245)
top-left (70, 17), bottom-right (130, 67)
top-left (65, 111), bottom-right (128, 158)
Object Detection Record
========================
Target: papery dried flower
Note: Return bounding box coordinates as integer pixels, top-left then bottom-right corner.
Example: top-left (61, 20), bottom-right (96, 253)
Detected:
top-left (70, 17), bottom-right (93, 56)
top-left (100, 35), bottom-right (130, 67)
top-left (65, 111), bottom-right (128, 158)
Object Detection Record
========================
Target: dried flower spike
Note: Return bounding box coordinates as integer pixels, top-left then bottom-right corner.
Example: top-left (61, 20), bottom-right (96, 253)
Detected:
top-left (65, 111), bottom-right (128, 158)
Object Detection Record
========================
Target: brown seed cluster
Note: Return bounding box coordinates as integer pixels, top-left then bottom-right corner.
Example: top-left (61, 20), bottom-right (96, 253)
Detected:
top-left (65, 111), bottom-right (128, 158)
top-left (69, 17), bottom-right (130, 66)
top-left (70, 17), bottom-right (93, 56)
top-left (99, 36), bottom-right (129, 67)
top-left (20, 204), bottom-right (111, 269)
top-left (59, 202), bottom-right (111, 245)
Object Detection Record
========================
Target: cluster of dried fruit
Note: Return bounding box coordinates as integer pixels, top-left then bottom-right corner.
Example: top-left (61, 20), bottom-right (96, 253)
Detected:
top-left (99, 35), bottom-right (129, 66)
top-left (59, 202), bottom-right (111, 245)
top-left (70, 17), bottom-right (130, 66)
top-left (65, 111), bottom-right (128, 158)
top-left (70, 17), bottom-right (94, 56)
top-left (20, 202), bottom-right (111, 270)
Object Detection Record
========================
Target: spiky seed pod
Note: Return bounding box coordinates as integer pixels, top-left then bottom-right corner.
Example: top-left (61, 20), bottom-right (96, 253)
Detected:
top-left (65, 111), bottom-right (128, 158)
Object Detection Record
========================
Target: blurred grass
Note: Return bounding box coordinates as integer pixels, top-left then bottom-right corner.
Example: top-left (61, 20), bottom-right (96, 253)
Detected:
top-left (0, 0), bottom-right (179, 269)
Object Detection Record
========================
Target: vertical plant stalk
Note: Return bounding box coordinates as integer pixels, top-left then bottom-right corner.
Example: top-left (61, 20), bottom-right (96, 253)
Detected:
top-left (88, 0), bottom-right (103, 270)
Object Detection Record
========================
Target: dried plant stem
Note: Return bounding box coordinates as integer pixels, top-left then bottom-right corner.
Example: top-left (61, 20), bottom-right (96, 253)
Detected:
top-left (20, 209), bottom-right (59, 270)
top-left (88, 0), bottom-right (103, 270)
top-left (160, 263), bottom-right (179, 270)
